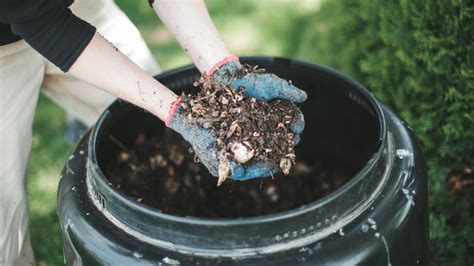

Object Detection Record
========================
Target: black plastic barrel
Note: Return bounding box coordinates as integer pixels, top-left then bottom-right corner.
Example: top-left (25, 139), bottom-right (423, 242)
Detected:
top-left (57, 57), bottom-right (428, 265)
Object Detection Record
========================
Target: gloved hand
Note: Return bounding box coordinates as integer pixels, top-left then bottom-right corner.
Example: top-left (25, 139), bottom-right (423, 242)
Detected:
top-left (209, 56), bottom-right (307, 103)
top-left (166, 96), bottom-right (299, 181)
top-left (166, 99), bottom-right (221, 177)
top-left (209, 56), bottom-right (307, 180)
top-left (210, 56), bottom-right (306, 143)
top-left (167, 56), bottom-right (307, 181)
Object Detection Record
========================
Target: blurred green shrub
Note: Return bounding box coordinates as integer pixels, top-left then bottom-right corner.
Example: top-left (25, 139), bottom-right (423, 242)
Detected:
top-left (295, 0), bottom-right (473, 264)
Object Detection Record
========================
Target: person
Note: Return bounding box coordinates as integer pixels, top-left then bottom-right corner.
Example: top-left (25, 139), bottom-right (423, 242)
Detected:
top-left (0, 0), bottom-right (307, 264)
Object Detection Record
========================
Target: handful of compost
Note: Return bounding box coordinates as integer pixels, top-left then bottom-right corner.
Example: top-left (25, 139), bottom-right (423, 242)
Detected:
top-left (167, 62), bottom-right (306, 185)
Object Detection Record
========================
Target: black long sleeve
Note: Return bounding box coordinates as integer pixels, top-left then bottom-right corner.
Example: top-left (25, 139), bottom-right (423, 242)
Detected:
top-left (0, 0), bottom-right (96, 72)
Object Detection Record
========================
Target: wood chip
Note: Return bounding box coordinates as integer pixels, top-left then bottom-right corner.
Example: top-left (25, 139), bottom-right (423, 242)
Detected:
top-left (217, 158), bottom-right (231, 186)
top-left (279, 158), bottom-right (292, 175)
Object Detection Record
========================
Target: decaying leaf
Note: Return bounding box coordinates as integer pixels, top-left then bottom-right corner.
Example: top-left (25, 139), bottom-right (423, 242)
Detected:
top-left (226, 121), bottom-right (241, 139)
top-left (279, 158), bottom-right (292, 175)
top-left (217, 158), bottom-right (231, 186)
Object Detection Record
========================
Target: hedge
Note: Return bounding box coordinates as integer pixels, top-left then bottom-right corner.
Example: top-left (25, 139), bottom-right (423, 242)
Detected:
top-left (293, 0), bottom-right (474, 264)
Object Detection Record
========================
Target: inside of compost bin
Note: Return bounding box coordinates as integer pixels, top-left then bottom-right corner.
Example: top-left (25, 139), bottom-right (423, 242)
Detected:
top-left (98, 73), bottom-right (380, 219)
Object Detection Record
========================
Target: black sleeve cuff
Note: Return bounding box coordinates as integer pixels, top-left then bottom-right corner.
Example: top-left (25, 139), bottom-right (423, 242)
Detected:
top-left (11, 6), bottom-right (96, 72)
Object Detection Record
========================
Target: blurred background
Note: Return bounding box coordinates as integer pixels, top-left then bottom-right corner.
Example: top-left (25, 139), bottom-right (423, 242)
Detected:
top-left (28, 0), bottom-right (473, 265)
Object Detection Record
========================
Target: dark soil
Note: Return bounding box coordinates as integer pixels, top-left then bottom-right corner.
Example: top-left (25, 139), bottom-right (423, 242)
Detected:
top-left (180, 73), bottom-right (299, 184)
top-left (105, 129), bottom-right (351, 218)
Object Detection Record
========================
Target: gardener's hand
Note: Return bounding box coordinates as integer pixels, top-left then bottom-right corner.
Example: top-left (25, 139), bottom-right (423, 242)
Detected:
top-left (166, 100), bottom-right (221, 177)
top-left (166, 98), bottom-right (255, 180)
top-left (210, 57), bottom-right (307, 103)
top-left (210, 56), bottom-right (306, 140)
top-left (209, 57), bottom-right (307, 179)
top-left (166, 96), bottom-right (303, 181)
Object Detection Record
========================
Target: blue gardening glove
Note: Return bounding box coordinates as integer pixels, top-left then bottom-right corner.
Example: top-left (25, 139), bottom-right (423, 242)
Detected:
top-left (211, 60), bottom-right (308, 103)
top-left (210, 59), bottom-right (307, 180)
top-left (167, 97), bottom-right (305, 182)
top-left (167, 105), bottom-right (221, 177)
top-left (168, 57), bottom-right (307, 181)
top-left (211, 59), bottom-right (306, 140)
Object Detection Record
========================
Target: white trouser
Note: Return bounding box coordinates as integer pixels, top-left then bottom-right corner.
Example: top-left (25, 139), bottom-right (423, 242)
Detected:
top-left (0, 0), bottom-right (160, 264)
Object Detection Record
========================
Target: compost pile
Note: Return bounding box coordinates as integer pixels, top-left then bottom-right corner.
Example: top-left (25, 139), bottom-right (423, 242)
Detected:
top-left (105, 129), bottom-right (351, 218)
top-left (180, 70), bottom-right (299, 185)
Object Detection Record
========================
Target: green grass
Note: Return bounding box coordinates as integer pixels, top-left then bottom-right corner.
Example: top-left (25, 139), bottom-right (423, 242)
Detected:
top-left (28, 95), bottom-right (70, 266)
top-left (28, 1), bottom-right (321, 264)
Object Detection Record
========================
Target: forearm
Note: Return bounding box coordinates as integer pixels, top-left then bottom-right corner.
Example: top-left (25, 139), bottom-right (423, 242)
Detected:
top-left (68, 32), bottom-right (178, 121)
top-left (151, 0), bottom-right (233, 73)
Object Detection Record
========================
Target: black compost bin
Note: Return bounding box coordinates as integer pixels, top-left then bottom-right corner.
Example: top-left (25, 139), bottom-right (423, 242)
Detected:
top-left (57, 57), bottom-right (428, 265)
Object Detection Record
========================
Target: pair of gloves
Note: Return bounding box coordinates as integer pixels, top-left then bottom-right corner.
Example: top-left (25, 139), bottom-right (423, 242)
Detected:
top-left (166, 57), bottom-right (307, 180)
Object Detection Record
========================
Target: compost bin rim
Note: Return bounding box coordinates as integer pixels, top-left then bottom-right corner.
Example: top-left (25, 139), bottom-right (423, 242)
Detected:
top-left (88, 56), bottom-right (387, 226)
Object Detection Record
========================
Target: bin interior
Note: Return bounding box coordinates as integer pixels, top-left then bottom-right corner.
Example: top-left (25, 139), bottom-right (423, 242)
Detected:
top-left (96, 61), bottom-right (381, 218)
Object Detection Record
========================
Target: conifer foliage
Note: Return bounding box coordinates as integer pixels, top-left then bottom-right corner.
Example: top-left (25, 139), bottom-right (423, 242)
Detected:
top-left (296, 0), bottom-right (473, 263)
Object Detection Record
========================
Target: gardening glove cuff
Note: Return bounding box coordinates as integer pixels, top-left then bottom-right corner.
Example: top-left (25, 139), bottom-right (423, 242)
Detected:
top-left (165, 95), bottom-right (184, 127)
top-left (166, 99), bottom-right (220, 177)
top-left (208, 55), bottom-right (241, 84)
